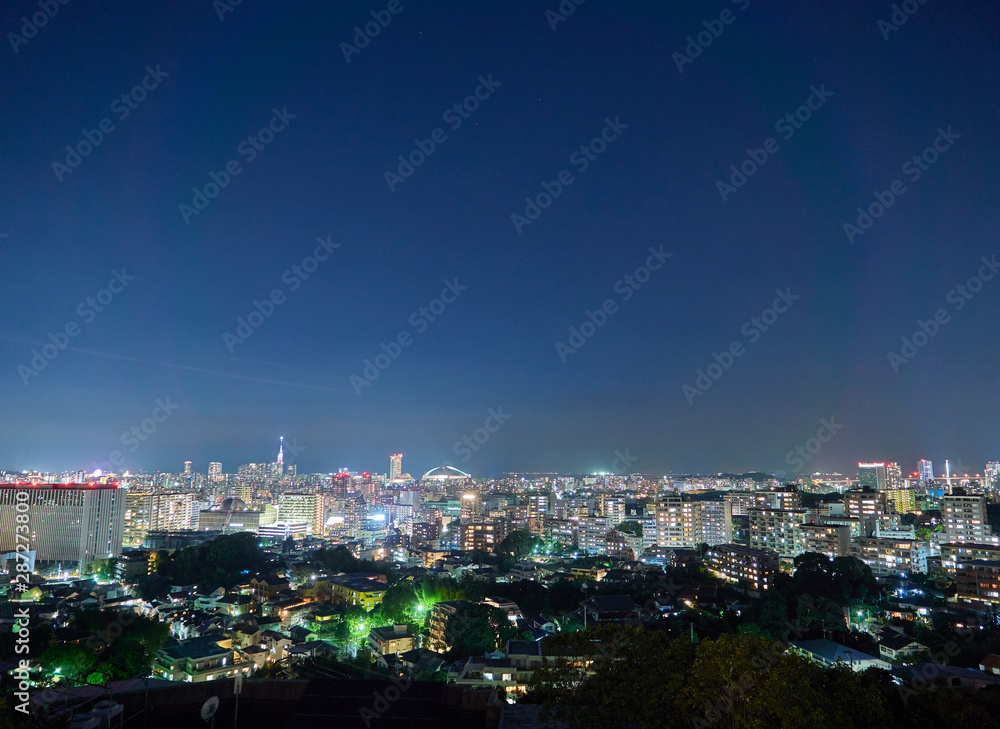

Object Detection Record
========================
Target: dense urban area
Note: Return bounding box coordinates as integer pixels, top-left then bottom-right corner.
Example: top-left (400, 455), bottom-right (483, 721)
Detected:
top-left (2, 454), bottom-right (1000, 727)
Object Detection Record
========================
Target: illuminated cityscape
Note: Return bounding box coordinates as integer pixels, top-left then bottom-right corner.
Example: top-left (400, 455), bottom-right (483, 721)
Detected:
top-left (4, 1), bottom-right (1000, 727)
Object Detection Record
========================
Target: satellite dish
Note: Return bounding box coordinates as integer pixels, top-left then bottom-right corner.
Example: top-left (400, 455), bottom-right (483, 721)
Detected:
top-left (200, 696), bottom-right (220, 722)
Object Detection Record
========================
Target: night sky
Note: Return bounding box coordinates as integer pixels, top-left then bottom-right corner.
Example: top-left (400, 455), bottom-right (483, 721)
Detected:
top-left (2, 1), bottom-right (999, 477)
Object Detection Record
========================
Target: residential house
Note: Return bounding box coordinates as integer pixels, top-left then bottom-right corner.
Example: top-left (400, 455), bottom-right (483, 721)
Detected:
top-left (251, 575), bottom-right (290, 602)
top-left (579, 595), bottom-right (641, 623)
top-left (878, 632), bottom-right (928, 662)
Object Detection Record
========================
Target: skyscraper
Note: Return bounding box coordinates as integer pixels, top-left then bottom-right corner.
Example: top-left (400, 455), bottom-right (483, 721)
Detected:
top-left (150, 492), bottom-right (196, 531)
top-left (208, 462), bottom-right (223, 482)
top-left (278, 492), bottom-right (326, 537)
top-left (124, 490), bottom-right (153, 546)
top-left (183, 461), bottom-right (192, 476)
top-left (858, 463), bottom-right (888, 491)
top-left (0, 483), bottom-right (126, 565)
top-left (918, 459), bottom-right (934, 486)
top-left (886, 462), bottom-right (903, 488)
top-left (941, 493), bottom-right (994, 544)
top-left (986, 462), bottom-right (1000, 491)
top-left (390, 453), bottom-right (402, 480)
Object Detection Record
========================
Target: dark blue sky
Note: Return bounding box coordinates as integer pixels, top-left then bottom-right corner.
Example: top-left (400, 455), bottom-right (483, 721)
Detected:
top-left (2, 1), bottom-right (998, 477)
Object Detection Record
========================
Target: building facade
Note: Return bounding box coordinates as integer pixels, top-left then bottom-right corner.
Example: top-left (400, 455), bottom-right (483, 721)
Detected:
top-left (0, 483), bottom-right (125, 565)
top-left (705, 544), bottom-right (779, 591)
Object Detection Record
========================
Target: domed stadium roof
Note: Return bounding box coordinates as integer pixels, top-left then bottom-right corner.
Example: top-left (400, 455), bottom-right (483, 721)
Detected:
top-left (220, 497), bottom-right (247, 511)
top-left (422, 465), bottom-right (471, 480)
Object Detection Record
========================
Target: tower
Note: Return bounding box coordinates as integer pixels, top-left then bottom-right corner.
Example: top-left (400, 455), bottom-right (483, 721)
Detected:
top-left (986, 462), bottom-right (1000, 491)
top-left (183, 461), bottom-right (192, 476)
top-left (858, 463), bottom-right (887, 491)
top-left (275, 436), bottom-right (284, 476)
top-left (390, 453), bottom-right (402, 480)
top-left (918, 459), bottom-right (933, 486)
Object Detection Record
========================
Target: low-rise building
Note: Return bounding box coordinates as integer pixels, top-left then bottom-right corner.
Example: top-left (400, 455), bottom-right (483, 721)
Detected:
top-left (790, 639), bottom-right (891, 672)
top-left (368, 624), bottom-right (415, 657)
top-left (704, 544), bottom-right (779, 592)
top-left (250, 574), bottom-right (290, 602)
top-left (154, 636), bottom-right (252, 683)
top-left (329, 576), bottom-right (387, 610)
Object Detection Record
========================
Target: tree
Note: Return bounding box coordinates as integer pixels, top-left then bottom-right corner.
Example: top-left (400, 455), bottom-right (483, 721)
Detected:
top-left (445, 603), bottom-right (517, 658)
top-left (526, 631), bottom-right (900, 729)
top-left (496, 530), bottom-right (538, 560)
top-left (378, 581), bottom-right (419, 626)
top-left (616, 521), bottom-right (642, 538)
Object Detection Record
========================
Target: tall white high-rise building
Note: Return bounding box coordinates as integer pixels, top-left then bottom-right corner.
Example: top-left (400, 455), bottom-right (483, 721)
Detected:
top-left (986, 462), bottom-right (1000, 491)
top-left (151, 492), bottom-right (196, 530)
top-left (208, 462), bottom-right (223, 482)
top-left (699, 500), bottom-right (733, 546)
top-left (390, 453), bottom-right (403, 480)
top-left (278, 492), bottom-right (326, 536)
top-left (918, 459), bottom-right (934, 486)
top-left (0, 483), bottom-right (126, 565)
top-left (124, 491), bottom-right (153, 546)
top-left (941, 493), bottom-right (994, 543)
top-left (654, 494), bottom-right (701, 547)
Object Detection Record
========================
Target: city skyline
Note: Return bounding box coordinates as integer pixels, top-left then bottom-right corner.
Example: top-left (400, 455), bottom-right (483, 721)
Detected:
top-left (6, 447), bottom-right (998, 483)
